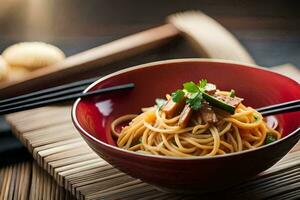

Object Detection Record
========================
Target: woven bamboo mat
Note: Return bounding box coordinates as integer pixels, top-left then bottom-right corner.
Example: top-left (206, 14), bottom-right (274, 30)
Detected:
top-left (0, 161), bottom-right (74, 200)
top-left (3, 64), bottom-right (300, 199)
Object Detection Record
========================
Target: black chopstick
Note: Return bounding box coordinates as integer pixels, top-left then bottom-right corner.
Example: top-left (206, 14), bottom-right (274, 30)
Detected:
top-left (258, 100), bottom-right (300, 116)
top-left (0, 85), bottom-right (88, 109)
top-left (256, 99), bottom-right (300, 113)
top-left (0, 76), bottom-right (100, 105)
top-left (259, 104), bottom-right (300, 116)
top-left (0, 82), bottom-right (297, 116)
top-left (0, 83), bottom-right (134, 115)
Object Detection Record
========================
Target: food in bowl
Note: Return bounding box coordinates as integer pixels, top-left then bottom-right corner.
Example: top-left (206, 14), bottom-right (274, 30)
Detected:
top-left (112, 79), bottom-right (281, 157)
top-left (72, 59), bottom-right (300, 192)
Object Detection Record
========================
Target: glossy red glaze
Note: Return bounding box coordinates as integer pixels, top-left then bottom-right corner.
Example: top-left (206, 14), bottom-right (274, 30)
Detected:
top-left (72, 59), bottom-right (300, 192)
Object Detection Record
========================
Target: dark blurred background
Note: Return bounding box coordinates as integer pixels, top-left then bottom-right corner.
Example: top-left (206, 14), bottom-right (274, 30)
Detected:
top-left (0, 0), bottom-right (300, 66)
top-left (0, 0), bottom-right (299, 165)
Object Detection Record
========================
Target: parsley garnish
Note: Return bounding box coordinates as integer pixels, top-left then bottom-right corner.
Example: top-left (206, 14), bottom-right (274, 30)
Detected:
top-left (253, 114), bottom-right (259, 121)
top-left (265, 133), bottom-right (277, 144)
top-left (183, 82), bottom-right (199, 93)
top-left (230, 89), bottom-right (235, 97)
top-left (139, 137), bottom-right (143, 144)
top-left (171, 79), bottom-right (208, 111)
top-left (199, 79), bottom-right (208, 89)
top-left (171, 90), bottom-right (185, 103)
top-left (186, 92), bottom-right (203, 110)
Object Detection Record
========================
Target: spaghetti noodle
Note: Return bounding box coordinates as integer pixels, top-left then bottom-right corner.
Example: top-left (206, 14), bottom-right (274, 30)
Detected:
top-left (111, 80), bottom-right (281, 157)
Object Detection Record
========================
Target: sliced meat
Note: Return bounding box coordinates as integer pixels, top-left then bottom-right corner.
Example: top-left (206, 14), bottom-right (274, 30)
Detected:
top-left (162, 97), bottom-right (186, 118)
top-left (178, 105), bottom-right (193, 128)
top-left (200, 104), bottom-right (218, 123)
top-left (205, 83), bottom-right (216, 95)
top-left (214, 94), bottom-right (243, 108)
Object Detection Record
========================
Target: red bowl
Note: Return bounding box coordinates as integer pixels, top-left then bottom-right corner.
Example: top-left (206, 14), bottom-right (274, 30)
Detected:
top-left (72, 59), bottom-right (300, 193)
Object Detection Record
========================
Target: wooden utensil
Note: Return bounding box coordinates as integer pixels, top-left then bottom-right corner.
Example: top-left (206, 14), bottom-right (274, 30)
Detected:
top-left (168, 11), bottom-right (255, 64)
top-left (0, 24), bottom-right (179, 98)
top-left (0, 11), bottom-right (254, 98)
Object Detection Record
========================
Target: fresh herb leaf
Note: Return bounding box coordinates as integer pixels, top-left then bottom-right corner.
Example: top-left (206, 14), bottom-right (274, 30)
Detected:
top-left (155, 98), bottom-right (167, 109)
top-left (265, 133), bottom-right (277, 144)
top-left (189, 92), bottom-right (200, 99)
top-left (171, 90), bottom-right (185, 103)
top-left (191, 99), bottom-right (202, 110)
top-left (253, 114), bottom-right (259, 121)
top-left (172, 138), bottom-right (176, 145)
top-left (183, 82), bottom-right (199, 93)
top-left (230, 89), bottom-right (236, 97)
top-left (199, 79), bottom-right (208, 89)
top-left (186, 92), bottom-right (203, 110)
top-left (169, 79), bottom-right (215, 111)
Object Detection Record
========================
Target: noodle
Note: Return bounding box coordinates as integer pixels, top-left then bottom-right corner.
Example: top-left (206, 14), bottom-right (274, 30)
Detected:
top-left (111, 84), bottom-right (282, 157)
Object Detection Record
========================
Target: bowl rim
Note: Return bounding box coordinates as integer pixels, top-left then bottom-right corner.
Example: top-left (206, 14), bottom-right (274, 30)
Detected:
top-left (71, 58), bottom-right (300, 160)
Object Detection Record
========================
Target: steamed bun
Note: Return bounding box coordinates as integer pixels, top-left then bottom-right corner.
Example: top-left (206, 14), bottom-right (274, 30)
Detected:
top-left (0, 56), bottom-right (8, 81)
top-left (2, 42), bottom-right (65, 70)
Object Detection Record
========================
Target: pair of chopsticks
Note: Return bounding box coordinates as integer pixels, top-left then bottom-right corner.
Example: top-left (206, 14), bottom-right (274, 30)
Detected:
top-left (257, 99), bottom-right (300, 116)
top-left (0, 77), bottom-right (134, 115)
top-left (0, 80), bottom-right (299, 116)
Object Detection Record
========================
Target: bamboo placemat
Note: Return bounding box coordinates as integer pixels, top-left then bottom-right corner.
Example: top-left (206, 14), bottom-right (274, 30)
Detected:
top-left (2, 64), bottom-right (300, 199)
top-left (0, 161), bottom-right (74, 200)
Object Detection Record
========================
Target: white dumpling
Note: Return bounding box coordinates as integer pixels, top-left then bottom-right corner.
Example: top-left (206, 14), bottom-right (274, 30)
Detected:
top-left (2, 42), bottom-right (65, 70)
top-left (0, 56), bottom-right (8, 81)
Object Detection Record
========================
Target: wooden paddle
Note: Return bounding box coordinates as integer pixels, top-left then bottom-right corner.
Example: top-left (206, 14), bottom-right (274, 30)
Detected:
top-left (0, 11), bottom-right (254, 98)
